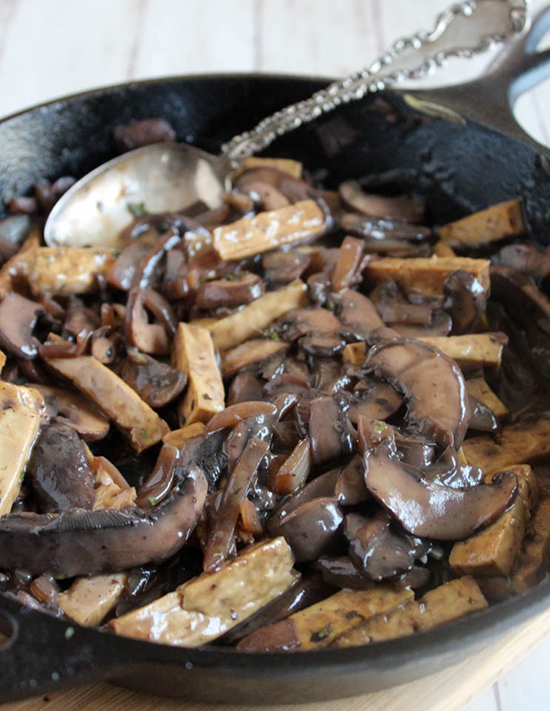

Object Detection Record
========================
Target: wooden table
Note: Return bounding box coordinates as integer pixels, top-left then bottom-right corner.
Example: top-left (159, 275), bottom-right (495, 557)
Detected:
top-left (1, 1), bottom-right (550, 709)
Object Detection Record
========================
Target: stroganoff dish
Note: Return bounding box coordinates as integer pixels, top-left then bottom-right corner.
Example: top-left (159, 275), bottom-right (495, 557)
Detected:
top-left (0, 117), bottom-right (549, 651)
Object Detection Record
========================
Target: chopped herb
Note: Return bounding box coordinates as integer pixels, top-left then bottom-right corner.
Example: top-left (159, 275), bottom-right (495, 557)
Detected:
top-left (225, 271), bottom-right (245, 282)
top-left (263, 330), bottom-right (281, 342)
top-left (112, 249), bottom-right (121, 257)
top-left (64, 627), bottom-right (75, 640)
top-left (348, 190), bottom-right (358, 201)
top-left (310, 624), bottom-right (332, 643)
top-left (325, 298), bottom-right (334, 312)
top-left (373, 420), bottom-right (386, 434)
top-left (148, 496), bottom-right (158, 507)
top-left (140, 428), bottom-right (149, 440)
top-left (19, 470), bottom-right (25, 482)
top-left (127, 201), bottom-right (148, 218)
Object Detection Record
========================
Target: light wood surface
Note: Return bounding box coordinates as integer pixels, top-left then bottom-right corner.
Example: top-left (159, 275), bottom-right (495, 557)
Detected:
top-left (1, 2), bottom-right (550, 709)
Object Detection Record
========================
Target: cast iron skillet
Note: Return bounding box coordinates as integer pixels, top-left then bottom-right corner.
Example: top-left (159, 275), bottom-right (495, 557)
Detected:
top-left (3, 9), bottom-right (550, 706)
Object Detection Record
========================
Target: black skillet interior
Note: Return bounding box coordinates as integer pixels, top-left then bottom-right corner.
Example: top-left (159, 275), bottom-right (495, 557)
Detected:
top-left (1, 75), bottom-right (550, 705)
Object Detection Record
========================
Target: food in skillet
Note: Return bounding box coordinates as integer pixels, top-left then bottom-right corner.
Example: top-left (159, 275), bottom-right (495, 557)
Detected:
top-left (0, 116), bottom-right (550, 651)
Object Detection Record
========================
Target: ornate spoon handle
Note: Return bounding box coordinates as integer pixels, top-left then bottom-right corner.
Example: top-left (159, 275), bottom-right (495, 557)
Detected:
top-left (222, 0), bottom-right (528, 165)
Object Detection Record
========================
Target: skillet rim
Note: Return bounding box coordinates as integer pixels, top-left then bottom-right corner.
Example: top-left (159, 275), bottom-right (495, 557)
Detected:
top-left (0, 70), bottom-right (549, 683)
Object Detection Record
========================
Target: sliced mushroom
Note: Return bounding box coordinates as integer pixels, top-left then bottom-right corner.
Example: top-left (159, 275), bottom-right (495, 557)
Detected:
top-left (366, 338), bottom-right (471, 447)
top-left (113, 117), bottom-right (176, 152)
top-left (276, 497), bottom-right (344, 562)
top-left (120, 351), bottom-right (187, 408)
top-left (334, 455), bottom-right (369, 505)
top-left (136, 444), bottom-right (179, 508)
top-left (342, 212), bottom-right (431, 243)
top-left (369, 280), bottom-right (433, 325)
top-left (337, 289), bottom-right (388, 342)
top-left (125, 288), bottom-right (170, 355)
top-left (0, 432), bottom-right (211, 576)
top-left (339, 181), bottom-right (425, 223)
top-left (346, 382), bottom-right (403, 424)
top-left (0, 214), bottom-right (32, 262)
top-left (389, 310), bottom-right (452, 338)
top-left (469, 394), bottom-right (498, 432)
top-left (31, 384), bottom-right (109, 441)
top-left (27, 423), bottom-right (96, 513)
top-left (444, 270), bottom-right (487, 335)
top-left (309, 396), bottom-right (353, 466)
top-left (492, 243), bottom-right (550, 279)
top-left (269, 438), bottom-right (312, 495)
top-left (345, 511), bottom-right (428, 581)
top-left (358, 418), bottom-right (517, 540)
top-left (331, 236), bottom-right (365, 292)
top-left (196, 273), bottom-right (265, 310)
top-left (0, 292), bottom-right (44, 359)
top-left (277, 307), bottom-right (341, 342)
top-left (262, 250), bottom-right (310, 286)
top-left (313, 556), bottom-right (372, 589)
top-left (227, 371), bottom-right (264, 405)
top-left (234, 167), bottom-right (311, 204)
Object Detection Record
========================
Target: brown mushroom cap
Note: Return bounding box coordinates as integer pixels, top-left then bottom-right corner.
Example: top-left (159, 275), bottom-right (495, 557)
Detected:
top-left (0, 292), bottom-right (44, 359)
top-left (366, 337), bottom-right (471, 447)
top-left (358, 418), bottom-right (517, 540)
top-left (31, 384), bottom-right (110, 441)
top-left (120, 350), bottom-right (187, 409)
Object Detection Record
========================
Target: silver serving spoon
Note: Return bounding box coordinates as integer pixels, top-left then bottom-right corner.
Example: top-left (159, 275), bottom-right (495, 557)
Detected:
top-left (45, 0), bottom-right (527, 249)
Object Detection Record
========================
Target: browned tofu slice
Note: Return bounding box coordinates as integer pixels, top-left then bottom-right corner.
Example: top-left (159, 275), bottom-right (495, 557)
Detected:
top-left (465, 377), bottom-right (509, 421)
top-left (0, 230), bottom-right (39, 298)
top-left (237, 586), bottom-right (413, 652)
top-left (92, 456), bottom-right (137, 511)
top-left (208, 279), bottom-right (308, 351)
top-left (27, 247), bottom-right (117, 298)
top-left (44, 353), bottom-right (168, 453)
top-left (0, 382), bottom-right (44, 516)
top-left (221, 339), bottom-right (289, 378)
top-left (173, 323), bottom-right (224, 426)
top-left (163, 422), bottom-right (205, 448)
top-left (439, 199), bottom-right (524, 247)
top-left (332, 577), bottom-right (487, 647)
top-left (463, 412), bottom-right (550, 475)
top-left (110, 537), bottom-right (298, 647)
top-left (417, 333), bottom-right (506, 370)
top-left (364, 256), bottom-right (490, 295)
top-left (478, 492), bottom-right (550, 601)
top-left (59, 574), bottom-right (128, 627)
top-left (213, 200), bottom-right (326, 261)
top-left (450, 465), bottom-right (538, 577)
top-left (235, 157), bottom-right (303, 179)
top-left (0, 350), bottom-right (5, 373)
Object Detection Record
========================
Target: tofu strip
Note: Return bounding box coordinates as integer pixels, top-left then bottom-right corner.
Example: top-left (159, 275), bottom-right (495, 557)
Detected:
top-left (213, 200), bottom-right (326, 260)
top-left (332, 577), bottom-right (487, 647)
top-left (110, 537), bottom-right (298, 647)
top-left (0, 382), bottom-right (44, 516)
top-left (209, 279), bottom-right (308, 351)
top-left (44, 353), bottom-right (168, 453)
top-left (27, 247), bottom-right (117, 298)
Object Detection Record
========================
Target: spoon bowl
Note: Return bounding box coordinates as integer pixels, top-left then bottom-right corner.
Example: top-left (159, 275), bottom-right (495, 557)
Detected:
top-left (45, 143), bottom-right (228, 248)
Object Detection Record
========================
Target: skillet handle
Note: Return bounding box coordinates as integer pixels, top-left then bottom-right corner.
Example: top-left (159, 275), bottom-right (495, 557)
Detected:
top-left (410, 6), bottom-right (550, 150)
top-left (0, 597), bottom-right (121, 702)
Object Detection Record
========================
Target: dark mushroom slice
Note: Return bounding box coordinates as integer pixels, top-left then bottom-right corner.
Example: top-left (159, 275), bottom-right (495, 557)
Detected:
top-left (91, 326), bottom-right (121, 365)
top-left (113, 117), bottom-right (176, 152)
top-left (262, 250), bottom-right (310, 286)
top-left (227, 372), bottom-right (264, 405)
top-left (27, 423), bottom-right (96, 513)
top-left (275, 496), bottom-right (344, 562)
top-left (339, 181), bottom-right (425, 223)
top-left (221, 575), bottom-right (328, 645)
top-left (443, 270), bottom-right (487, 335)
top-left (345, 382), bottom-right (403, 425)
top-left (468, 394), bottom-right (499, 432)
top-left (394, 566), bottom-right (431, 590)
top-left (196, 273), bottom-right (265, 310)
top-left (125, 288), bottom-right (170, 355)
top-left (269, 438), bottom-right (312, 495)
top-left (277, 307), bottom-right (341, 342)
top-left (120, 351), bottom-right (187, 409)
top-left (313, 556), bottom-right (373, 589)
top-left (394, 432), bottom-right (435, 470)
top-left (203, 436), bottom-right (269, 572)
top-left (204, 402), bottom-right (278, 433)
top-left (369, 280), bottom-right (433, 325)
top-left (31, 384), bottom-right (109, 441)
top-left (299, 334), bottom-right (346, 357)
top-left (309, 396), bottom-right (353, 466)
top-left (341, 212), bottom-right (431, 242)
top-left (136, 444), bottom-right (180, 508)
top-left (0, 433), bottom-right (211, 576)
top-left (423, 447), bottom-right (484, 489)
top-left (492, 243), bottom-right (550, 279)
top-left (337, 289), bottom-right (391, 342)
top-left (235, 178), bottom-right (290, 211)
top-left (107, 231), bottom-right (161, 291)
top-left (0, 292), bottom-right (44, 359)
top-left (0, 214), bottom-right (32, 262)
top-left (345, 511), bottom-right (428, 581)
top-left (334, 455), bottom-right (369, 505)
top-left (389, 310), bottom-right (452, 338)
top-left (331, 236), bottom-right (365, 292)
top-left (234, 167), bottom-right (312, 204)
top-left (366, 337), bottom-right (471, 447)
top-left (358, 418), bottom-right (517, 540)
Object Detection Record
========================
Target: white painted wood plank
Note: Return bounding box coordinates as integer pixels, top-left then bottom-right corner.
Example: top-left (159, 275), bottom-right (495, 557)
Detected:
top-left (256, 0), bottom-right (377, 77)
top-left (0, 0), bottom-right (142, 117)
top-left (497, 634), bottom-right (550, 711)
top-left (132, 0), bottom-right (256, 78)
top-left (462, 685), bottom-right (499, 711)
